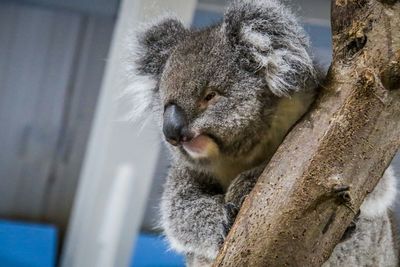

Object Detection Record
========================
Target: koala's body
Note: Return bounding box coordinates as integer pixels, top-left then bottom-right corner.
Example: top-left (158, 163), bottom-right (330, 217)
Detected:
top-left (130, 0), bottom-right (398, 266)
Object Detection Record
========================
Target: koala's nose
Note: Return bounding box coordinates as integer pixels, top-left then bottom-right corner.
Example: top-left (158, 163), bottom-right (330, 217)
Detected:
top-left (163, 104), bottom-right (190, 146)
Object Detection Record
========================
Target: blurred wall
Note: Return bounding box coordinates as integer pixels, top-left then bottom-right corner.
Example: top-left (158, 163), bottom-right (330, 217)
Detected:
top-left (0, 0), bottom-right (115, 232)
top-left (61, 1), bottom-right (198, 266)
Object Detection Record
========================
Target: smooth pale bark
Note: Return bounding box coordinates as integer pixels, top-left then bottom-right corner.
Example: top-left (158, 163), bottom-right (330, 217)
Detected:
top-left (214, 0), bottom-right (400, 266)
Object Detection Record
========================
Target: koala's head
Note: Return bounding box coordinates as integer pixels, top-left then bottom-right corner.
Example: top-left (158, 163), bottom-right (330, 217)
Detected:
top-left (129, 0), bottom-right (316, 167)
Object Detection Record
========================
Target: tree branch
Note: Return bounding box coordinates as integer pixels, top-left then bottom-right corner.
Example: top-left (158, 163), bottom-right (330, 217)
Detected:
top-left (213, 0), bottom-right (400, 266)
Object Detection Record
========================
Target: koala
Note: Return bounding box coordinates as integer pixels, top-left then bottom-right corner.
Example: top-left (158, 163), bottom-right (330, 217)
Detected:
top-left (128, 0), bottom-right (399, 266)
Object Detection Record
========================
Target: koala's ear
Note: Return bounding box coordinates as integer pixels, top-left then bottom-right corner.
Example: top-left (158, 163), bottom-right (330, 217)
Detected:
top-left (222, 0), bottom-right (316, 96)
top-left (135, 18), bottom-right (187, 76)
top-left (124, 18), bottom-right (186, 121)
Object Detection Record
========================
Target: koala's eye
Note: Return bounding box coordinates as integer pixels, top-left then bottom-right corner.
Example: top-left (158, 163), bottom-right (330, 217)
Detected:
top-left (199, 90), bottom-right (220, 109)
top-left (204, 91), bottom-right (217, 102)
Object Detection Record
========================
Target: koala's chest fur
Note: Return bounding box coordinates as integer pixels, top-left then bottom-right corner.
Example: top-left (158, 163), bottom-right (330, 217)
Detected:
top-left (210, 91), bottom-right (315, 190)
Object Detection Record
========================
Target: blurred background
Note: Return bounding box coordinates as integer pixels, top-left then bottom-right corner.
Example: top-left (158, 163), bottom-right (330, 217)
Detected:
top-left (0, 0), bottom-right (398, 266)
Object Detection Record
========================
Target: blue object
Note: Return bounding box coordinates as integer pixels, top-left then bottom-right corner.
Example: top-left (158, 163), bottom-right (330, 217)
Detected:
top-left (192, 9), bottom-right (222, 28)
top-left (131, 234), bottom-right (185, 267)
top-left (0, 219), bottom-right (57, 267)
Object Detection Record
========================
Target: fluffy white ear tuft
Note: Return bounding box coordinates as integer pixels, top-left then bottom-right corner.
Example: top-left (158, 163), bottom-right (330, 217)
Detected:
top-left (223, 0), bottom-right (317, 96)
top-left (121, 29), bottom-right (156, 122)
top-left (121, 74), bottom-right (157, 122)
top-left (122, 16), bottom-right (186, 121)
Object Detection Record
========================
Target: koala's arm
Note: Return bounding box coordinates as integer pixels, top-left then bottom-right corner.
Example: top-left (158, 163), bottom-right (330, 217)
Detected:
top-left (160, 164), bottom-right (234, 260)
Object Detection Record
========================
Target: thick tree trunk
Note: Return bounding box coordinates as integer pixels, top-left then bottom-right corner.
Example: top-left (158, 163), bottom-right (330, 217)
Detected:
top-left (213, 0), bottom-right (400, 266)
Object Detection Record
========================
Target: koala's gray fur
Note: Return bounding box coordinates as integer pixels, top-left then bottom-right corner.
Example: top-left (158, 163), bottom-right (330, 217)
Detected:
top-left (128, 0), bottom-right (399, 266)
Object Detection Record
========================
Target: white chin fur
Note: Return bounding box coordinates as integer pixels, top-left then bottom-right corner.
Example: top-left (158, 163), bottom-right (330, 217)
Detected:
top-left (183, 147), bottom-right (209, 159)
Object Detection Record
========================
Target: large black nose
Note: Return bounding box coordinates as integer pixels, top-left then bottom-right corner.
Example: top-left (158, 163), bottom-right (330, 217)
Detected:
top-left (163, 104), bottom-right (189, 145)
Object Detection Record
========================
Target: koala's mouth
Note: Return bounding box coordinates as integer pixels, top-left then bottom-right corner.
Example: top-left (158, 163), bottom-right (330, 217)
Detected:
top-left (182, 134), bottom-right (219, 159)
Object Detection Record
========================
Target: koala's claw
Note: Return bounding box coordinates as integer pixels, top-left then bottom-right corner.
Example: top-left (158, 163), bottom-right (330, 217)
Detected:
top-left (340, 210), bottom-right (361, 242)
top-left (238, 195), bottom-right (248, 207)
top-left (332, 184), bottom-right (352, 204)
top-left (341, 220), bottom-right (356, 242)
top-left (223, 202), bottom-right (239, 235)
top-left (332, 184), bottom-right (357, 215)
top-left (225, 202), bottom-right (239, 217)
top-left (332, 185), bottom-right (360, 242)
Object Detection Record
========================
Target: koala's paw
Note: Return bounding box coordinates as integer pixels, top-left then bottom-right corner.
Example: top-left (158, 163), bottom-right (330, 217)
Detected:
top-left (224, 166), bottom-right (262, 208)
top-left (198, 202), bottom-right (238, 259)
top-left (164, 198), bottom-right (237, 259)
top-left (194, 206), bottom-right (233, 259)
top-left (223, 202), bottom-right (239, 235)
